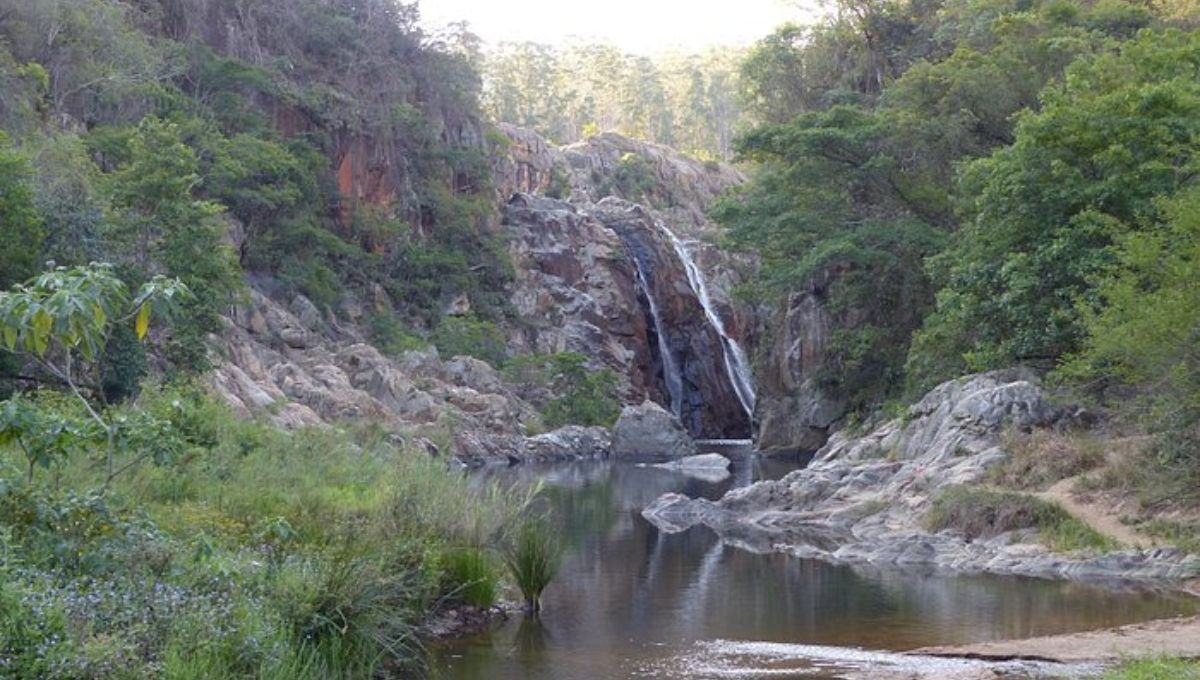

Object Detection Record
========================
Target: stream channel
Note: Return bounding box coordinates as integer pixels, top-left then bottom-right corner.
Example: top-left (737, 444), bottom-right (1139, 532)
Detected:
top-left (433, 446), bottom-right (1197, 679)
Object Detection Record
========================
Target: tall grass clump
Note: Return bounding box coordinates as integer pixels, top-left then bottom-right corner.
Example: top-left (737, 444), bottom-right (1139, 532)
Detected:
top-left (438, 547), bottom-right (499, 609)
top-left (504, 517), bottom-right (562, 613)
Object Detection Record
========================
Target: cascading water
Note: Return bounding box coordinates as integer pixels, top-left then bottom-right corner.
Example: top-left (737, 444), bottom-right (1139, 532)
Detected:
top-left (656, 221), bottom-right (757, 420)
top-left (629, 251), bottom-right (684, 418)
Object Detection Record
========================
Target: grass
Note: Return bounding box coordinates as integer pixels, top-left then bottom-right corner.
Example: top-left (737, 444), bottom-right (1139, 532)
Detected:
top-left (990, 427), bottom-right (1106, 490)
top-left (505, 517), bottom-right (563, 613)
top-left (1100, 657), bottom-right (1200, 679)
top-left (439, 547), bottom-right (499, 609)
top-left (1140, 518), bottom-right (1200, 554)
top-left (0, 384), bottom-right (536, 678)
top-left (926, 486), bottom-right (1118, 553)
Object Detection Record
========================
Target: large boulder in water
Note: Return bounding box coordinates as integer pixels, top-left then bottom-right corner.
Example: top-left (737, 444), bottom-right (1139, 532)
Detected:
top-left (612, 401), bottom-right (696, 462)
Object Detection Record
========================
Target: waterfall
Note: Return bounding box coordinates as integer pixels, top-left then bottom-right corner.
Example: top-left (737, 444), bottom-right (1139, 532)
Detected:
top-left (629, 251), bottom-right (685, 417)
top-left (656, 221), bottom-right (757, 419)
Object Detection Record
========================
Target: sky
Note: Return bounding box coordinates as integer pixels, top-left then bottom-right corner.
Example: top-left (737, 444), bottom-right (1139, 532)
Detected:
top-left (417, 0), bottom-right (818, 54)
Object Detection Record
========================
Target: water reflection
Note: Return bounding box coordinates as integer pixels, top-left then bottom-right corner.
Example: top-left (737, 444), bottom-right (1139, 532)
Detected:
top-left (437, 455), bottom-right (1197, 680)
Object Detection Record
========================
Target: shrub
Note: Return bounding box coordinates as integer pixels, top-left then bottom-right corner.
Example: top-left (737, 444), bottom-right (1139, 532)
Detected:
top-left (365, 311), bottom-right (428, 356)
top-left (0, 578), bottom-right (69, 679)
top-left (432, 315), bottom-right (508, 367)
top-left (611, 153), bottom-right (656, 202)
top-left (269, 553), bottom-right (422, 676)
top-left (0, 388), bottom-right (528, 676)
top-left (504, 352), bottom-right (621, 428)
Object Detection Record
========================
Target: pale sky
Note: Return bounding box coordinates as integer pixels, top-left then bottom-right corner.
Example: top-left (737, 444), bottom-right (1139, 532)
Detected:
top-left (418, 0), bottom-right (818, 54)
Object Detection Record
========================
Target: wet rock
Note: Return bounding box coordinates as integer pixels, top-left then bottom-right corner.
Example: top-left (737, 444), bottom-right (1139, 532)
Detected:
top-left (453, 426), bottom-right (611, 466)
top-left (653, 453), bottom-right (732, 482)
top-left (593, 199), bottom-right (751, 438)
top-left (655, 453), bottom-right (730, 470)
top-left (643, 371), bottom-right (1200, 585)
top-left (498, 126), bottom-right (755, 440)
top-left (525, 426), bottom-right (612, 461)
top-left (612, 401), bottom-right (697, 462)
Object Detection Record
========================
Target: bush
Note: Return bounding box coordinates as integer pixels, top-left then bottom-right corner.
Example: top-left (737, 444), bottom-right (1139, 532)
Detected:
top-left (504, 352), bottom-right (621, 428)
top-left (269, 553), bottom-right (421, 676)
top-left (365, 311), bottom-right (428, 356)
top-left (0, 388), bottom-right (530, 676)
top-left (432, 316), bottom-right (508, 367)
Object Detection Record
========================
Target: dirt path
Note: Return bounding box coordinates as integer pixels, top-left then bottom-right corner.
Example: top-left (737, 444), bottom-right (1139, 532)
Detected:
top-left (1037, 477), bottom-right (1154, 548)
top-left (913, 615), bottom-right (1200, 663)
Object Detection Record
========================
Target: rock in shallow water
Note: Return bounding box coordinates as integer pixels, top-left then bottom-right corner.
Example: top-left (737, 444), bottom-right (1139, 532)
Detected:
top-left (612, 401), bottom-right (697, 462)
top-left (653, 453), bottom-right (733, 482)
top-left (453, 425), bottom-right (612, 467)
top-left (643, 370), bottom-right (1200, 584)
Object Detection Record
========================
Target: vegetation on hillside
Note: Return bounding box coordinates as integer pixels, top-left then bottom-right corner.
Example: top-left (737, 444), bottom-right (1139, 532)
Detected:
top-left (0, 384), bottom-right (529, 677)
top-left (483, 43), bottom-right (747, 159)
top-left (716, 0), bottom-right (1200, 520)
top-left (0, 1), bottom-right (555, 675)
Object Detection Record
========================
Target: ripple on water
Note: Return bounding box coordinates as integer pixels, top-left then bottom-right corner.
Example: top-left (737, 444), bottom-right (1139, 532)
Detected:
top-left (637, 639), bottom-right (1106, 679)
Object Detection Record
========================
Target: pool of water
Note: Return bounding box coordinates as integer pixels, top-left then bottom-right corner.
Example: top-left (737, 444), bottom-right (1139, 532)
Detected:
top-left (433, 451), bottom-right (1197, 679)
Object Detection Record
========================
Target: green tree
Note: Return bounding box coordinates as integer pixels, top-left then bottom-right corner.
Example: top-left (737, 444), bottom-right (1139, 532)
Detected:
top-left (714, 105), bottom-right (946, 408)
top-left (104, 117), bottom-right (241, 372)
top-left (0, 134), bottom-right (44, 290)
top-left (908, 29), bottom-right (1200, 391)
top-left (0, 263), bottom-right (187, 482)
top-left (1059, 188), bottom-right (1200, 502)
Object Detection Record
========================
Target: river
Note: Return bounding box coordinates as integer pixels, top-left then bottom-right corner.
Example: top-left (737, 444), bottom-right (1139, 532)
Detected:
top-left (433, 449), bottom-right (1197, 679)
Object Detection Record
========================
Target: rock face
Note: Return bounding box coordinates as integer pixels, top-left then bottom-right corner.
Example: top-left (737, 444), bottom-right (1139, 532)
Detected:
top-left (503, 193), bottom-right (752, 438)
top-left (644, 370), bottom-right (1200, 583)
top-left (495, 126), bottom-right (757, 439)
top-left (753, 274), bottom-right (846, 454)
top-left (503, 194), bottom-right (661, 401)
top-left (593, 199), bottom-right (751, 438)
top-left (212, 125), bottom-right (758, 464)
top-left (612, 401), bottom-right (697, 462)
top-left (210, 289), bottom-right (540, 438)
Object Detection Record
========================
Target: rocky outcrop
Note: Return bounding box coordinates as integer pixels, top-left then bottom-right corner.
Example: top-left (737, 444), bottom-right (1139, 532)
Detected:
top-left (496, 125), bottom-right (757, 439)
top-left (503, 194), bottom-right (660, 401)
top-left (593, 199), bottom-right (751, 438)
top-left (753, 274), bottom-right (846, 454)
top-left (212, 125), bottom-right (756, 464)
top-left (653, 453), bottom-right (732, 483)
top-left (493, 124), bottom-right (744, 236)
top-left (562, 133), bottom-right (744, 235)
top-left (210, 289), bottom-right (540, 437)
top-left (503, 193), bottom-right (752, 438)
top-left (453, 426), bottom-right (611, 467)
top-left (612, 401), bottom-right (697, 462)
top-left (644, 370), bottom-right (1200, 583)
